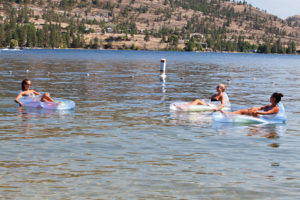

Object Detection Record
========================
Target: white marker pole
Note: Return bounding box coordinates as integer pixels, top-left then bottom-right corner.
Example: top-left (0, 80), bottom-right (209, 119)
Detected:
top-left (160, 58), bottom-right (166, 77)
top-left (159, 59), bottom-right (166, 94)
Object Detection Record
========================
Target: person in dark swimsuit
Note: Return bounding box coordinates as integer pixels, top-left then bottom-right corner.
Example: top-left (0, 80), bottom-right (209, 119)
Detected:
top-left (221, 93), bottom-right (283, 117)
top-left (211, 97), bottom-right (218, 101)
top-left (15, 79), bottom-right (55, 107)
top-left (177, 84), bottom-right (228, 111)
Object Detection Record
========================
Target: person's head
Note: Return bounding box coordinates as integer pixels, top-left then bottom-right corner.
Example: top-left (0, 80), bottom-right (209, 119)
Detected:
top-left (270, 92), bottom-right (284, 104)
top-left (21, 79), bottom-right (31, 91)
top-left (216, 84), bottom-right (227, 92)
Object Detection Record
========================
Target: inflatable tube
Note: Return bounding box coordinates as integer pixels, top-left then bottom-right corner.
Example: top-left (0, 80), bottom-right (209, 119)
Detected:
top-left (40, 98), bottom-right (75, 110)
top-left (18, 96), bottom-right (75, 110)
top-left (212, 112), bottom-right (267, 124)
top-left (212, 102), bottom-right (287, 124)
top-left (170, 101), bottom-right (227, 112)
top-left (18, 95), bottom-right (42, 108)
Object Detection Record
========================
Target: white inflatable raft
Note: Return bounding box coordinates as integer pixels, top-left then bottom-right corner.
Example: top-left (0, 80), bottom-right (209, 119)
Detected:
top-left (170, 92), bottom-right (231, 112)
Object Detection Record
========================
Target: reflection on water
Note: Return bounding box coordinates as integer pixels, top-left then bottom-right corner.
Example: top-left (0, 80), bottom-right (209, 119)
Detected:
top-left (212, 121), bottom-right (286, 138)
top-left (170, 111), bottom-right (213, 126)
top-left (17, 106), bottom-right (74, 118)
top-left (15, 107), bottom-right (75, 135)
top-left (1, 49), bottom-right (300, 199)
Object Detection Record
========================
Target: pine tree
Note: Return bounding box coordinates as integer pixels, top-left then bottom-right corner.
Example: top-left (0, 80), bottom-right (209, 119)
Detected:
top-left (0, 26), bottom-right (5, 47)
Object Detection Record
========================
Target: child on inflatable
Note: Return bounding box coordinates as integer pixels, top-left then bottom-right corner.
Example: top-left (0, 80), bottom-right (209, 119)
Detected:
top-left (221, 92), bottom-right (284, 117)
top-left (15, 79), bottom-right (55, 107)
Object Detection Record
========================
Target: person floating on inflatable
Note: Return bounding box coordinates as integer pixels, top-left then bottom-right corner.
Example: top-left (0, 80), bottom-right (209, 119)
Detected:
top-left (15, 79), bottom-right (55, 107)
top-left (175, 84), bottom-right (230, 112)
top-left (221, 93), bottom-right (284, 117)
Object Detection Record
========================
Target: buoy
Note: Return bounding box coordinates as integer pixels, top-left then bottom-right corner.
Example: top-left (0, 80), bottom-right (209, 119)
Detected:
top-left (160, 58), bottom-right (166, 77)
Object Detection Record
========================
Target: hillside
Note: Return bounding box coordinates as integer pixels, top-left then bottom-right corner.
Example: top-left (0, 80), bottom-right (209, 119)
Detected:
top-left (0, 0), bottom-right (299, 53)
top-left (287, 15), bottom-right (300, 26)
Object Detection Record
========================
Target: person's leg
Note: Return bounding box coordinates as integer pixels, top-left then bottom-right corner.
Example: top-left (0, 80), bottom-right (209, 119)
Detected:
top-left (222, 108), bottom-right (258, 117)
top-left (230, 109), bottom-right (248, 114)
top-left (187, 99), bottom-right (207, 106)
top-left (174, 99), bottom-right (207, 110)
top-left (40, 93), bottom-right (55, 102)
top-left (221, 109), bottom-right (247, 114)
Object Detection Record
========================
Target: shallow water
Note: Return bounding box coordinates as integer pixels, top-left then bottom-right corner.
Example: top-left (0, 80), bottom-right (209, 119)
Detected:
top-left (0, 49), bottom-right (300, 199)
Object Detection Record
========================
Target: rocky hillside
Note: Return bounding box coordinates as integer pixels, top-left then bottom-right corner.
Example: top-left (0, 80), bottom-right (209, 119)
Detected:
top-left (287, 15), bottom-right (300, 26)
top-left (0, 0), bottom-right (299, 53)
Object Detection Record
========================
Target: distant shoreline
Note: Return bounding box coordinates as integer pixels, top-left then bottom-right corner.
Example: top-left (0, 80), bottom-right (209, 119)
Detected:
top-left (1, 47), bottom-right (299, 55)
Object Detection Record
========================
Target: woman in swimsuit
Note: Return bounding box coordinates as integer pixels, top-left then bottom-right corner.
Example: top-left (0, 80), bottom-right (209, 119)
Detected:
top-left (178, 84), bottom-right (228, 111)
top-left (222, 93), bottom-right (283, 117)
top-left (15, 79), bottom-right (55, 107)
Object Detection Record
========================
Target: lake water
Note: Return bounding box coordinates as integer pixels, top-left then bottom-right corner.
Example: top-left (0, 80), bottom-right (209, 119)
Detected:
top-left (0, 49), bottom-right (300, 199)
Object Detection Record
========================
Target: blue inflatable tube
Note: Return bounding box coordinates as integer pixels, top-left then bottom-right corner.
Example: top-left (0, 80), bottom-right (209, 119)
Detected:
top-left (40, 98), bottom-right (75, 110)
top-left (18, 96), bottom-right (75, 110)
top-left (212, 102), bottom-right (287, 124)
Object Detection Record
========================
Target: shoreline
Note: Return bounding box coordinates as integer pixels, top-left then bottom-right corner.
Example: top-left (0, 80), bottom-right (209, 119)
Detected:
top-left (1, 47), bottom-right (299, 55)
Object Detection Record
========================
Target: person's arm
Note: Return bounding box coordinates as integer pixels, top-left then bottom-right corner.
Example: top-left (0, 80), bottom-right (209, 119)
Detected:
top-left (249, 105), bottom-right (269, 111)
top-left (258, 105), bottom-right (269, 110)
top-left (213, 95), bottom-right (225, 111)
top-left (15, 92), bottom-right (23, 107)
top-left (32, 90), bottom-right (41, 96)
top-left (255, 106), bottom-right (279, 115)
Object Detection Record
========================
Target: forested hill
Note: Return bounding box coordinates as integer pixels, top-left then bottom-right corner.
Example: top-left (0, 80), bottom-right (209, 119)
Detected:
top-left (0, 0), bottom-right (299, 53)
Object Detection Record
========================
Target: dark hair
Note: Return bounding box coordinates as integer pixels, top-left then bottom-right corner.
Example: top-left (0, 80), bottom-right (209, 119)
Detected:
top-left (271, 92), bottom-right (284, 103)
top-left (21, 79), bottom-right (30, 91)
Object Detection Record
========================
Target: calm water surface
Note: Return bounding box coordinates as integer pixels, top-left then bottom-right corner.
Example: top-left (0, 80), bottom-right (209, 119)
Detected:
top-left (0, 49), bottom-right (300, 199)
